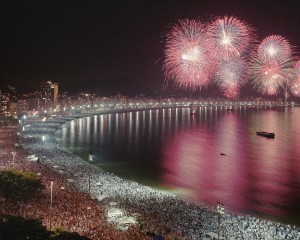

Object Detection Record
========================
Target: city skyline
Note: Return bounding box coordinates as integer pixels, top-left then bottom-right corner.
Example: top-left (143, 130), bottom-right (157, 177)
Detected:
top-left (2, 0), bottom-right (300, 96)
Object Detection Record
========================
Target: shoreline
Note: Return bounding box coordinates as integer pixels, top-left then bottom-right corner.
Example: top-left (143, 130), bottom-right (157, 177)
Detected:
top-left (5, 111), bottom-right (300, 239)
top-left (1, 125), bottom-right (151, 239)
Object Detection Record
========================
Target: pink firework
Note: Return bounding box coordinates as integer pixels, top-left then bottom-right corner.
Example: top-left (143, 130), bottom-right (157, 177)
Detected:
top-left (251, 35), bottom-right (295, 96)
top-left (291, 82), bottom-right (300, 97)
top-left (251, 58), bottom-right (294, 95)
top-left (214, 57), bottom-right (248, 98)
top-left (223, 85), bottom-right (240, 99)
top-left (257, 35), bottom-right (292, 64)
top-left (291, 60), bottom-right (300, 97)
top-left (207, 16), bottom-right (254, 61)
top-left (294, 60), bottom-right (300, 75)
top-left (294, 60), bottom-right (300, 82)
top-left (164, 19), bottom-right (216, 90)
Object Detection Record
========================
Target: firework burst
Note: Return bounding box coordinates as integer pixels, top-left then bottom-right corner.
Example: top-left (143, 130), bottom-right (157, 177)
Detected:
top-left (207, 16), bottom-right (254, 61)
top-left (214, 57), bottom-right (248, 98)
top-left (257, 35), bottom-right (292, 64)
top-left (163, 19), bottom-right (216, 90)
top-left (251, 35), bottom-right (295, 96)
top-left (295, 60), bottom-right (300, 73)
top-left (251, 57), bottom-right (295, 95)
top-left (291, 60), bottom-right (300, 97)
top-left (291, 82), bottom-right (300, 97)
top-left (294, 60), bottom-right (300, 81)
top-left (223, 85), bottom-right (240, 99)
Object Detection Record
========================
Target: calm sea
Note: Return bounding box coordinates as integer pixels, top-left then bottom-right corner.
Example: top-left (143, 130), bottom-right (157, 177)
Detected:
top-left (56, 106), bottom-right (300, 225)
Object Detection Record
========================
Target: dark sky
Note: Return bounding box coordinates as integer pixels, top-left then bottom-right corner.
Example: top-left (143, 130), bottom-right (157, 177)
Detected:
top-left (2, 0), bottom-right (300, 93)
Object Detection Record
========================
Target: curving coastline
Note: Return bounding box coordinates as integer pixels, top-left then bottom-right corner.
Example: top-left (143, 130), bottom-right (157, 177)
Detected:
top-left (14, 111), bottom-right (300, 239)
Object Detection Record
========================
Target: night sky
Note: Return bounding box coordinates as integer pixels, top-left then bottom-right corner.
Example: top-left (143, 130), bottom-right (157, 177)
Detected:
top-left (2, 0), bottom-right (300, 94)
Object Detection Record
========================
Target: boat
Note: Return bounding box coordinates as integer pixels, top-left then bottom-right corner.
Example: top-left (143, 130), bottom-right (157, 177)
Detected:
top-left (220, 152), bottom-right (226, 156)
top-left (256, 131), bottom-right (275, 138)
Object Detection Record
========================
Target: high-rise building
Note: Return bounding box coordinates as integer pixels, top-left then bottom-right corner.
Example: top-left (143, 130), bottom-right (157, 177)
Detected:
top-left (40, 80), bottom-right (53, 112)
top-left (28, 98), bottom-right (40, 112)
top-left (53, 83), bottom-right (58, 106)
top-left (0, 94), bottom-right (9, 116)
top-left (18, 99), bottom-right (29, 114)
top-left (41, 80), bottom-right (53, 99)
top-left (9, 102), bottom-right (18, 117)
top-left (0, 90), bottom-right (1, 111)
top-left (0, 90), bottom-right (2, 116)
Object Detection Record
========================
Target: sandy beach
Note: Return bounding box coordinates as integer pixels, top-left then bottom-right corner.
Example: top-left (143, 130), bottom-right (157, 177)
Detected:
top-left (1, 114), bottom-right (300, 240)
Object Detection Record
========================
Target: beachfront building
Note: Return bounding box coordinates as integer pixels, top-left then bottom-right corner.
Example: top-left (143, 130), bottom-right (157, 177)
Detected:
top-left (0, 91), bottom-right (9, 116)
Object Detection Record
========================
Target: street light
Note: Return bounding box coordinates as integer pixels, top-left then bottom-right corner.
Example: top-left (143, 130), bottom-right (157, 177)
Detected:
top-left (49, 180), bottom-right (54, 231)
top-left (88, 154), bottom-right (93, 195)
top-left (217, 202), bottom-right (225, 240)
top-left (42, 135), bottom-right (45, 160)
top-left (50, 180), bottom-right (54, 209)
top-left (11, 151), bottom-right (16, 169)
top-left (43, 97), bottom-right (47, 114)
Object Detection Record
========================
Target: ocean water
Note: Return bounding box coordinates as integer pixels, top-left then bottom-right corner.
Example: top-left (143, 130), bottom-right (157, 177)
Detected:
top-left (56, 106), bottom-right (300, 225)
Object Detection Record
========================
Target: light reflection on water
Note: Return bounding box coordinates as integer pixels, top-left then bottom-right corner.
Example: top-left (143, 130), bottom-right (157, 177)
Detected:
top-left (56, 106), bottom-right (300, 224)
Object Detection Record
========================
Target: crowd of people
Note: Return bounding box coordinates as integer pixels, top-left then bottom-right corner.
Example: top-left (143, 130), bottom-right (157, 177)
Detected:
top-left (1, 115), bottom-right (300, 239)
top-left (0, 126), bottom-right (150, 239)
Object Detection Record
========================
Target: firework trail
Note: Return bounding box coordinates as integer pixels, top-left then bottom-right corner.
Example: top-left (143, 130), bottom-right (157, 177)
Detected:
top-left (207, 16), bottom-right (254, 61)
top-left (163, 19), bottom-right (216, 90)
top-left (214, 57), bottom-right (248, 98)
